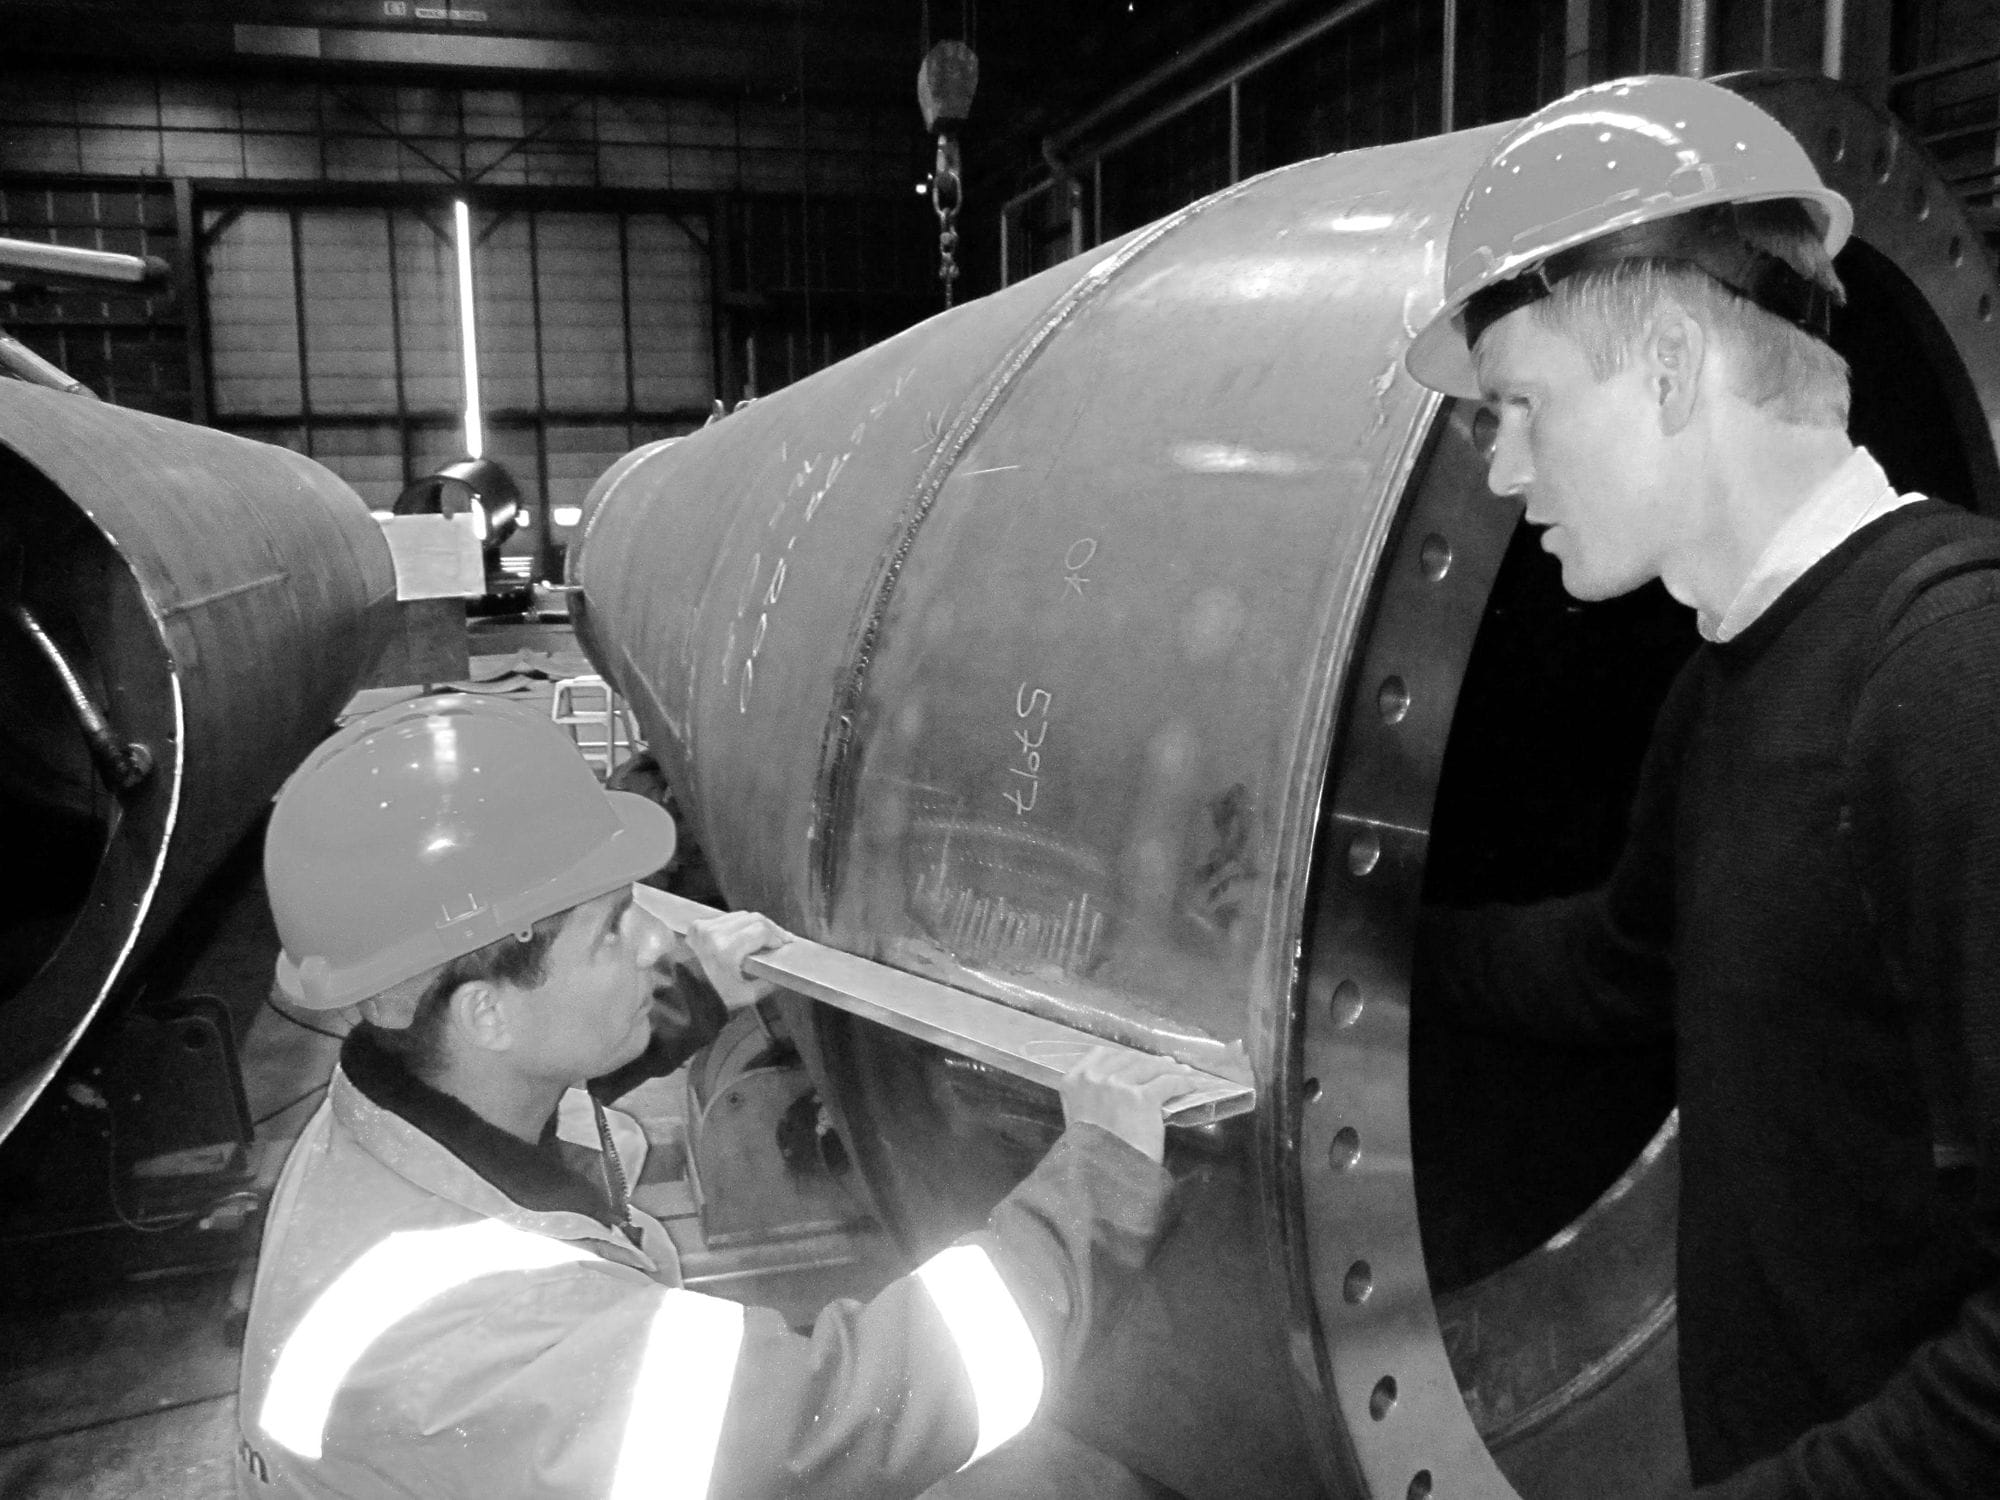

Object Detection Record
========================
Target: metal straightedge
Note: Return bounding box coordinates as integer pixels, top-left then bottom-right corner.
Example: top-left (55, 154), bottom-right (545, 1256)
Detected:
top-left (632, 887), bottom-right (1255, 1128)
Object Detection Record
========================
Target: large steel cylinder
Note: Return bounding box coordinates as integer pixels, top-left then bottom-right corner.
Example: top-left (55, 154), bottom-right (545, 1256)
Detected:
top-left (570, 74), bottom-right (2000, 1499)
top-left (0, 383), bottom-right (394, 1141)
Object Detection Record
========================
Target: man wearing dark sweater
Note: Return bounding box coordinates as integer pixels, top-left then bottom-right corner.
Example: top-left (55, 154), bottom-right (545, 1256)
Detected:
top-left (1404, 77), bottom-right (2000, 1497)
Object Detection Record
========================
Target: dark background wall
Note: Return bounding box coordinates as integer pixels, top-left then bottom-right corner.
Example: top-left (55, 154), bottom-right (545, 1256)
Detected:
top-left (0, 0), bottom-right (1988, 578)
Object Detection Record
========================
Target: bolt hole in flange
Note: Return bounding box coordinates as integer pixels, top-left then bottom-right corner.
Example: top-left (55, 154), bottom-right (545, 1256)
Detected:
top-left (1328, 977), bottom-right (1364, 1028)
top-left (1329, 1125), bottom-right (1361, 1171)
top-left (1344, 1260), bottom-right (1373, 1305)
top-left (1377, 675), bottom-right (1412, 723)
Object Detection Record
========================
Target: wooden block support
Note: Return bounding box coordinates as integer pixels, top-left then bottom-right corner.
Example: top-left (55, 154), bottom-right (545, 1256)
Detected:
top-left (359, 596), bottom-right (469, 688)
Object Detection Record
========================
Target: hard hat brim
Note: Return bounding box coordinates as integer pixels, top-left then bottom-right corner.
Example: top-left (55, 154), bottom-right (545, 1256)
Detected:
top-left (1405, 312), bottom-right (1485, 401)
top-left (1403, 182), bottom-right (1854, 400)
top-left (276, 787), bottom-right (679, 1011)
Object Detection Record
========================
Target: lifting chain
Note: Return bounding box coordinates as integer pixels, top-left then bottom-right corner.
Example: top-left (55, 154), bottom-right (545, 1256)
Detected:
top-left (917, 40), bottom-right (977, 309)
top-left (931, 133), bottom-right (963, 307)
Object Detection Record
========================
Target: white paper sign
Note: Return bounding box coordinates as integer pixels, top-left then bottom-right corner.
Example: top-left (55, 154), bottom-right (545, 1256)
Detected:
top-left (378, 514), bottom-right (484, 601)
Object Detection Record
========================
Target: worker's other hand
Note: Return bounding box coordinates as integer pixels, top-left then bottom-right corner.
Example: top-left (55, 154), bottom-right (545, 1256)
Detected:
top-left (684, 910), bottom-right (789, 1011)
top-left (1058, 1047), bottom-right (1206, 1164)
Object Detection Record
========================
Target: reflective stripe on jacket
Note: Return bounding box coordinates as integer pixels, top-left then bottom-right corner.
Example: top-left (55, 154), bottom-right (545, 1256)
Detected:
top-left (235, 1062), bottom-right (1173, 1499)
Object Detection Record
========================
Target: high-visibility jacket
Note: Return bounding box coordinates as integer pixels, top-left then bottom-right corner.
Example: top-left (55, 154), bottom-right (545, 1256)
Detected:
top-left (235, 1042), bottom-right (1175, 1499)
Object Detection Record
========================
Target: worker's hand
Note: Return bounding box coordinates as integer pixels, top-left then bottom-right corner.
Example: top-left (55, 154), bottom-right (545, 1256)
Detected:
top-left (683, 910), bottom-right (790, 1011)
top-left (1057, 1047), bottom-right (1207, 1164)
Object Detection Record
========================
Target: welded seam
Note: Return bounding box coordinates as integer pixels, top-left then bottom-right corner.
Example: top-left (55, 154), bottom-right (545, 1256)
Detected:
top-left (1478, 1291), bottom-right (1679, 1448)
top-left (807, 172), bottom-right (1284, 923)
top-left (158, 570), bottom-right (289, 617)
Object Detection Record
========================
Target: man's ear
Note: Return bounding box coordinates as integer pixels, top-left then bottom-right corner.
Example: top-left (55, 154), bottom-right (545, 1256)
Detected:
top-left (447, 980), bottom-right (514, 1054)
top-left (1645, 303), bottom-right (1706, 437)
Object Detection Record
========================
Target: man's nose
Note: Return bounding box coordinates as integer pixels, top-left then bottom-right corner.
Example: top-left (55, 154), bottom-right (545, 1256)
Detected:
top-left (1486, 424), bottom-right (1531, 499)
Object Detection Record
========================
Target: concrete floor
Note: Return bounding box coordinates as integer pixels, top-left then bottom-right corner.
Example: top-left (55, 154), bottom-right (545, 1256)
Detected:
top-left (0, 617), bottom-right (1175, 1500)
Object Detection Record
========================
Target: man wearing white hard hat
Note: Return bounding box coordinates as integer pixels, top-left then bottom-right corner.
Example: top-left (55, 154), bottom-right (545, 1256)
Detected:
top-left (1408, 76), bottom-right (2000, 1496)
top-left (235, 692), bottom-right (1202, 1500)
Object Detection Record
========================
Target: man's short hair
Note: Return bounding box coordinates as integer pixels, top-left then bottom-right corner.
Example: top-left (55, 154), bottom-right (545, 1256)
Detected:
top-left (1519, 200), bottom-right (1851, 429)
top-left (358, 906), bottom-right (572, 1080)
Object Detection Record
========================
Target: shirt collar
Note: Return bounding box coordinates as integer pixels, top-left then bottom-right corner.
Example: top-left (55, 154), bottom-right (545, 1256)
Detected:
top-left (1704, 446), bottom-right (1921, 642)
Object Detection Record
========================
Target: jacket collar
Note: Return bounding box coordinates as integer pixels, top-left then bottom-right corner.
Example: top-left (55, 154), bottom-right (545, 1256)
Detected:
top-left (338, 1027), bottom-right (613, 1223)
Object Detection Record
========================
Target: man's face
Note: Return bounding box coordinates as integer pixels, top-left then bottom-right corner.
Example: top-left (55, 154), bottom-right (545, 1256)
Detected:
top-left (1473, 306), bottom-right (1674, 601)
top-left (504, 885), bottom-right (669, 1085)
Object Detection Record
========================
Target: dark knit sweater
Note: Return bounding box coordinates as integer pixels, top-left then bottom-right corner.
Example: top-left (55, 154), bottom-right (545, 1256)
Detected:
top-left (1419, 501), bottom-right (2000, 1497)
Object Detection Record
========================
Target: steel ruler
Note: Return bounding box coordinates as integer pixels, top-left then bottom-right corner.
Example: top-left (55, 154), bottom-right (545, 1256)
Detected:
top-left (632, 887), bottom-right (1255, 1127)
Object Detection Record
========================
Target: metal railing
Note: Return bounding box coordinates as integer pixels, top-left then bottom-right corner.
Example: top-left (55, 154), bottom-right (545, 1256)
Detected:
top-left (998, 0), bottom-right (1425, 285)
top-left (1889, 40), bottom-right (2000, 227)
top-left (996, 0), bottom-right (1870, 287)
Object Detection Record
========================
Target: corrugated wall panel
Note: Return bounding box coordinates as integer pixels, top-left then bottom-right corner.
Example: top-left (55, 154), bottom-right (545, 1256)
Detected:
top-left (0, 70), bottom-right (915, 197)
top-left (205, 206), bottom-right (302, 416)
top-left (409, 422), bottom-right (470, 482)
top-left (397, 140), bottom-right (462, 185)
top-left (601, 145), bottom-right (675, 190)
top-left (205, 205), bottom-right (464, 501)
top-left (464, 91), bottom-right (527, 141)
top-left (473, 212), bottom-right (540, 413)
top-left (670, 99), bottom-right (737, 149)
top-left (299, 210), bottom-right (396, 415)
top-left (533, 213), bottom-right (627, 410)
top-left (78, 130), bottom-right (161, 175)
top-left (394, 208), bottom-right (461, 416)
top-left (7, 74), bottom-right (76, 122)
top-left (395, 88), bottom-right (460, 141)
top-left (3, 62), bottom-right (934, 572)
top-left (627, 215), bottom-right (710, 412)
top-left (159, 79), bottom-right (234, 131)
top-left (0, 182), bottom-right (189, 416)
top-left (241, 133), bottom-right (317, 180)
top-left (326, 138), bottom-right (402, 181)
top-left (5, 128), bottom-right (82, 173)
top-left (544, 421), bottom-right (632, 512)
top-left (599, 97), bottom-right (670, 144)
top-left (161, 130), bottom-right (246, 177)
top-left (522, 140), bottom-right (600, 187)
top-left (90, 76), bottom-right (157, 130)
top-left (237, 81), bottom-right (319, 137)
top-left (308, 422), bottom-right (406, 510)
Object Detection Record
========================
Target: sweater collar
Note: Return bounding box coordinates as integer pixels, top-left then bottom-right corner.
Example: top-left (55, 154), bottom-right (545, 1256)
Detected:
top-left (1716, 497), bottom-right (1947, 660)
top-left (1702, 447), bottom-right (1921, 643)
top-left (339, 1027), bottom-right (613, 1221)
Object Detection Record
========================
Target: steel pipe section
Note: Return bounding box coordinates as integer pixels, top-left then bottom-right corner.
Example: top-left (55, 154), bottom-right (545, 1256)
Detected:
top-left (0, 382), bottom-right (394, 1143)
top-left (569, 75), bottom-right (2000, 1500)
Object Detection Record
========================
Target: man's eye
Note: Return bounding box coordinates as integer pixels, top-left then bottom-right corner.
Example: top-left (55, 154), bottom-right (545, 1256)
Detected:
top-left (1470, 404), bottom-right (1499, 456)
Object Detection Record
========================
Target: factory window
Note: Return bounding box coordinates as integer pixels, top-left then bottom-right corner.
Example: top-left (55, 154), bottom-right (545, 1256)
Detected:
top-left (201, 199), bottom-right (714, 582)
top-left (0, 181), bottom-right (191, 417)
